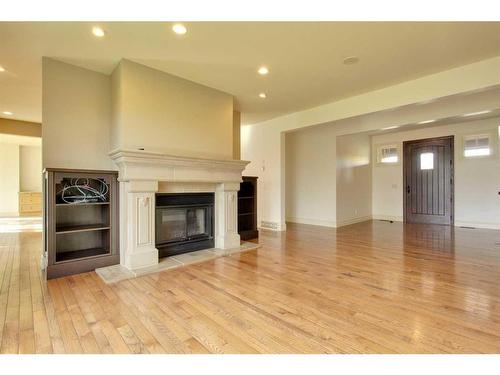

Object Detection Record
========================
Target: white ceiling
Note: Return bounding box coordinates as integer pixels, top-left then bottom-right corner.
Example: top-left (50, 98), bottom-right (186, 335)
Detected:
top-left (2, 22), bottom-right (500, 125)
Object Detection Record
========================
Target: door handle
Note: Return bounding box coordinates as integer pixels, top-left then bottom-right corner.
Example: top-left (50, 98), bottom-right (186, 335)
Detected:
top-left (406, 185), bottom-right (411, 194)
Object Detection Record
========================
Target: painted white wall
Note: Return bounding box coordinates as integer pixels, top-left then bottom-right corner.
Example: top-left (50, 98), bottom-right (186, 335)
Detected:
top-left (19, 145), bottom-right (42, 192)
top-left (285, 125), bottom-right (337, 227)
top-left (336, 133), bottom-right (372, 226)
top-left (0, 143), bottom-right (20, 215)
top-left (276, 124), bottom-right (372, 230)
top-left (42, 58), bottom-right (113, 170)
top-left (242, 83), bottom-right (500, 230)
top-left (372, 117), bottom-right (500, 229)
top-left (241, 123), bottom-right (285, 230)
top-left (246, 114), bottom-right (500, 230)
top-left (111, 60), bottom-right (234, 160)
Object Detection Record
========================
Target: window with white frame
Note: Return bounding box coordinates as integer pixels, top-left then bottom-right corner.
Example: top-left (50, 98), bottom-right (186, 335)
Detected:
top-left (463, 134), bottom-right (491, 157)
top-left (377, 145), bottom-right (399, 164)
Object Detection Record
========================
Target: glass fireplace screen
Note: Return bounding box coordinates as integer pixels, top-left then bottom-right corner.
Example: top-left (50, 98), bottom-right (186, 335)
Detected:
top-left (156, 207), bottom-right (209, 244)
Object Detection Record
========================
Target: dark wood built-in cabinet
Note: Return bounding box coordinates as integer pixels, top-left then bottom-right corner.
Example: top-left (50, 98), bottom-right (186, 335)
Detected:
top-left (238, 176), bottom-right (258, 240)
top-left (44, 168), bottom-right (120, 279)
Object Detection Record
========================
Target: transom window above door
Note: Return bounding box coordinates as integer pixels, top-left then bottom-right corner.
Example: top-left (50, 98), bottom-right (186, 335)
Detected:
top-left (377, 144), bottom-right (399, 164)
top-left (463, 134), bottom-right (491, 157)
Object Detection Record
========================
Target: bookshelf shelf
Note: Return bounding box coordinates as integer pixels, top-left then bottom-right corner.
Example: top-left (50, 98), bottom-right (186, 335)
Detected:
top-left (56, 202), bottom-right (110, 207)
top-left (56, 223), bottom-right (110, 234)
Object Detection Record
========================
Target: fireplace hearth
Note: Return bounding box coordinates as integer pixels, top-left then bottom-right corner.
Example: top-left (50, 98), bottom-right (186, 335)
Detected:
top-left (155, 193), bottom-right (214, 257)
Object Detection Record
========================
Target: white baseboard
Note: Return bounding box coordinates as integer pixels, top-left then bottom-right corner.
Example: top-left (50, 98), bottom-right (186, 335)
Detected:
top-left (372, 216), bottom-right (500, 230)
top-left (264, 216), bottom-right (500, 231)
top-left (259, 220), bottom-right (287, 231)
top-left (372, 215), bottom-right (404, 222)
top-left (455, 221), bottom-right (500, 230)
top-left (336, 215), bottom-right (373, 228)
top-left (286, 217), bottom-right (337, 228)
top-left (287, 216), bottom-right (374, 228)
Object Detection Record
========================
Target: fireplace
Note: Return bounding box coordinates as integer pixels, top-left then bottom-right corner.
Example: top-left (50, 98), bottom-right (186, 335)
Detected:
top-left (109, 149), bottom-right (248, 270)
top-left (155, 193), bottom-right (214, 257)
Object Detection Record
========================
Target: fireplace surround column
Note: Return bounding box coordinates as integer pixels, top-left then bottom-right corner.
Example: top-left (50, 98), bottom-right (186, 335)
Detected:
top-left (215, 182), bottom-right (241, 249)
top-left (121, 180), bottom-right (159, 269)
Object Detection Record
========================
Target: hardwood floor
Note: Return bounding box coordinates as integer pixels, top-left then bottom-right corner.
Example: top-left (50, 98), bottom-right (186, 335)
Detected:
top-left (1, 218), bottom-right (500, 353)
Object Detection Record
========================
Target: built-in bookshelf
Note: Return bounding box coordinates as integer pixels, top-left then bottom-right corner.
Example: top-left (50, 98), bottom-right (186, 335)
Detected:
top-left (238, 176), bottom-right (258, 240)
top-left (44, 168), bottom-right (119, 279)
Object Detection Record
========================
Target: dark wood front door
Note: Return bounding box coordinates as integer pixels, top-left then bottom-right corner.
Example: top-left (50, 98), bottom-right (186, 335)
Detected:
top-left (403, 136), bottom-right (454, 225)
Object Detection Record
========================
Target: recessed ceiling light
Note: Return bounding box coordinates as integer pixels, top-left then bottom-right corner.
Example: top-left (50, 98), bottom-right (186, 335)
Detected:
top-left (2, 111), bottom-right (13, 116)
top-left (462, 110), bottom-right (491, 117)
top-left (92, 27), bottom-right (106, 38)
top-left (172, 24), bottom-right (187, 35)
top-left (417, 119), bottom-right (436, 125)
top-left (259, 93), bottom-right (267, 99)
top-left (343, 56), bottom-right (360, 65)
top-left (258, 66), bottom-right (269, 75)
top-left (0, 66), bottom-right (5, 72)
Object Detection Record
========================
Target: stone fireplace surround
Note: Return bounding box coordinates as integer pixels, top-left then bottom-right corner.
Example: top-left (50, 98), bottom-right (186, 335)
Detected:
top-left (109, 149), bottom-right (250, 271)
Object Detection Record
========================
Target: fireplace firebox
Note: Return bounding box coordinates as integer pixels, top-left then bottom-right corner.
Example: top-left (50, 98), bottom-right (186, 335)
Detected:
top-left (155, 193), bottom-right (214, 257)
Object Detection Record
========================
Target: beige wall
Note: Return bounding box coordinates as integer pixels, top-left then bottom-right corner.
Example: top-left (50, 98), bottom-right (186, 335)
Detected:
top-left (372, 118), bottom-right (500, 229)
top-left (43, 58), bottom-right (236, 172)
top-left (111, 60), bottom-right (234, 160)
top-left (20, 145), bottom-right (42, 192)
top-left (42, 58), bottom-right (113, 170)
top-left (285, 125), bottom-right (337, 227)
top-left (233, 110), bottom-right (241, 160)
top-left (110, 61), bottom-right (123, 151)
top-left (0, 142), bottom-right (42, 214)
top-left (336, 133), bottom-right (372, 226)
top-left (42, 58), bottom-right (113, 169)
top-left (0, 143), bottom-right (20, 215)
top-left (0, 118), bottom-right (41, 138)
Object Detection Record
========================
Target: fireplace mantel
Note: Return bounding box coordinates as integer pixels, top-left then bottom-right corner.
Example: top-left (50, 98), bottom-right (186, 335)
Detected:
top-left (109, 149), bottom-right (249, 183)
top-left (109, 149), bottom-right (250, 271)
